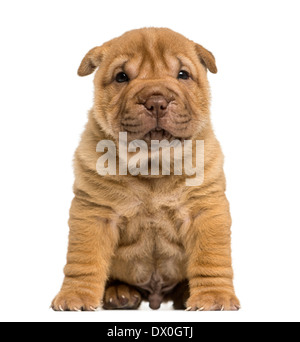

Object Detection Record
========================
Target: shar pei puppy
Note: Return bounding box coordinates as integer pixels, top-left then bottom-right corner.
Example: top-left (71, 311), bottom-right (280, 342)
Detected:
top-left (52, 28), bottom-right (240, 312)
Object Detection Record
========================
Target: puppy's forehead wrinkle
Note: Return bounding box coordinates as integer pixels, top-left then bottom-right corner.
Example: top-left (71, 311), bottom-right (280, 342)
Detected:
top-left (107, 43), bottom-right (193, 82)
top-left (115, 41), bottom-right (175, 79)
top-left (177, 55), bottom-right (197, 74)
top-left (107, 56), bottom-right (129, 75)
top-left (138, 52), bottom-right (179, 79)
top-left (110, 55), bottom-right (129, 67)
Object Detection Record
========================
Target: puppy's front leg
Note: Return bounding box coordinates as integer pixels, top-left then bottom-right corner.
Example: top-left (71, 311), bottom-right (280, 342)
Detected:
top-left (185, 194), bottom-right (240, 311)
top-left (52, 197), bottom-right (119, 311)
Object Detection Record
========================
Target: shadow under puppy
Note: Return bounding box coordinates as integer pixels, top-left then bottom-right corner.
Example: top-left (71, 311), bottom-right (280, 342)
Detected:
top-left (52, 28), bottom-right (240, 311)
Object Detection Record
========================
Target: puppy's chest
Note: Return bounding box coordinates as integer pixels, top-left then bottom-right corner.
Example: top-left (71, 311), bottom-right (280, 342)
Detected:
top-left (117, 193), bottom-right (189, 265)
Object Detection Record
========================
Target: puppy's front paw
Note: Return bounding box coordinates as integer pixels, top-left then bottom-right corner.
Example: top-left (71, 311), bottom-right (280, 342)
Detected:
top-left (186, 291), bottom-right (240, 311)
top-left (51, 290), bottom-right (101, 312)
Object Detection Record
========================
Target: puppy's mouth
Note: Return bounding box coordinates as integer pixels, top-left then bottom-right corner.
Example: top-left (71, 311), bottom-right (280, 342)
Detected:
top-left (144, 127), bottom-right (173, 142)
top-left (142, 127), bottom-right (191, 145)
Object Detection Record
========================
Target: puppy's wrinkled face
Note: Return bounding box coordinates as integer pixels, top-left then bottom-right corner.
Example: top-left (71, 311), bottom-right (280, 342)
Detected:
top-left (78, 28), bottom-right (217, 144)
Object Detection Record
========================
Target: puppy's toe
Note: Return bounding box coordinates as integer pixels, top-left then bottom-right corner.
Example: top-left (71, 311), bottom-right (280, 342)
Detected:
top-left (51, 290), bottom-right (101, 312)
top-left (186, 291), bottom-right (240, 312)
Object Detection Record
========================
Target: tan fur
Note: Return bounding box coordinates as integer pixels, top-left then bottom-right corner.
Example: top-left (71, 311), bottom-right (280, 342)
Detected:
top-left (52, 28), bottom-right (240, 311)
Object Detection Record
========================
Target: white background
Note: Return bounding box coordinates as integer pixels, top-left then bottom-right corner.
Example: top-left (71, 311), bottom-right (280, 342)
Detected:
top-left (0, 0), bottom-right (299, 323)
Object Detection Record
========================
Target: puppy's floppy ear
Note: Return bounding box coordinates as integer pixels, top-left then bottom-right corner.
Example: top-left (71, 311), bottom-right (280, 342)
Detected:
top-left (195, 44), bottom-right (218, 74)
top-left (78, 46), bottom-right (105, 77)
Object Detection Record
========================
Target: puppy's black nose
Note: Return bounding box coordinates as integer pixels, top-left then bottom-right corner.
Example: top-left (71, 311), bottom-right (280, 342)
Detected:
top-left (144, 96), bottom-right (169, 118)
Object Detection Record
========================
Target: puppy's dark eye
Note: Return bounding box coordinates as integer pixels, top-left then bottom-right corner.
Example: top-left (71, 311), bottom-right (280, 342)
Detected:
top-left (178, 70), bottom-right (190, 80)
top-left (116, 72), bottom-right (129, 83)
